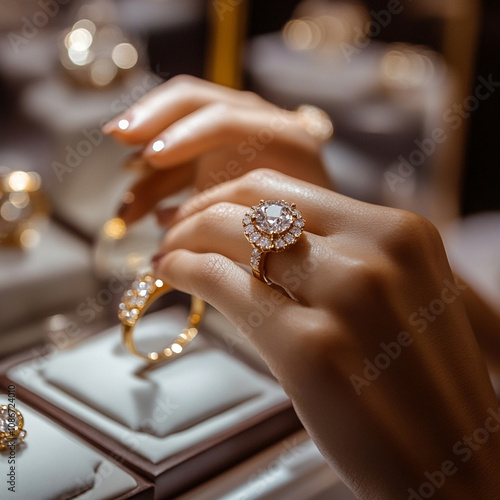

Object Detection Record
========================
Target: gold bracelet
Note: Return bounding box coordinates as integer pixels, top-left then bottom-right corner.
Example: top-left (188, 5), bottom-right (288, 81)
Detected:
top-left (119, 271), bottom-right (205, 363)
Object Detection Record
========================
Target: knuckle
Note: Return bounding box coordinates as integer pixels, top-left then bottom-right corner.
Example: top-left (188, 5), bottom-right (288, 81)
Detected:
top-left (235, 168), bottom-right (281, 196)
top-left (345, 258), bottom-right (387, 296)
top-left (240, 90), bottom-right (264, 104)
top-left (166, 74), bottom-right (199, 90)
top-left (381, 209), bottom-right (443, 263)
top-left (206, 102), bottom-right (235, 129)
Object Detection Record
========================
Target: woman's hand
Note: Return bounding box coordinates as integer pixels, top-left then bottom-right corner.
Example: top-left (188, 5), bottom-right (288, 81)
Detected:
top-left (152, 169), bottom-right (500, 499)
top-left (103, 75), bottom-right (332, 225)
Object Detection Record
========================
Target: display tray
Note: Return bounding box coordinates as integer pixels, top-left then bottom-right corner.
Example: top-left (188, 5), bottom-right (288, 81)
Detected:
top-left (0, 396), bottom-right (153, 500)
top-left (0, 307), bottom-right (301, 499)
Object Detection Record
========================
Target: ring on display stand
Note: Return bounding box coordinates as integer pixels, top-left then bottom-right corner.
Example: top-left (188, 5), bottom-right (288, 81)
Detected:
top-left (118, 270), bottom-right (205, 363)
top-left (0, 405), bottom-right (27, 451)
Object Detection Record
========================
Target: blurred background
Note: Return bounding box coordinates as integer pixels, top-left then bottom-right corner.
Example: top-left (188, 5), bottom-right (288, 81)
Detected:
top-left (1, 1), bottom-right (499, 498)
top-left (0, 0), bottom-right (498, 373)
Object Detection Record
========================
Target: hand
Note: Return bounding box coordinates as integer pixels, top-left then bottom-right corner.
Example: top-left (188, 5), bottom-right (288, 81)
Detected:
top-left (103, 75), bottom-right (332, 225)
top-left (152, 169), bottom-right (500, 499)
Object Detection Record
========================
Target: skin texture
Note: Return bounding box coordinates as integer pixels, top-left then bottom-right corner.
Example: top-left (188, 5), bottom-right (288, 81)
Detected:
top-left (104, 77), bottom-right (500, 498)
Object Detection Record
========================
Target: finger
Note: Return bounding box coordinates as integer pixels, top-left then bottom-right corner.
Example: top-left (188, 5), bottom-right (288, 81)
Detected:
top-left (155, 249), bottom-right (304, 364)
top-left (103, 75), bottom-right (265, 144)
top-left (170, 169), bottom-right (343, 237)
top-left (117, 162), bottom-right (194, 225)
top-left (141, 103), bottom-right (310, 170)
top-left (158, 201), bottom-right (324, 304)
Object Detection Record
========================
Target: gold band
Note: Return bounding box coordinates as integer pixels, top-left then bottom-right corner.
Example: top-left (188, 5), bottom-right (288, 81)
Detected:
top-left (0, 405), bottom-right (27, 450)
top-left (250, 250), bottom-right (271, 284)
top-left (119, 271), bottom-right (205, 363)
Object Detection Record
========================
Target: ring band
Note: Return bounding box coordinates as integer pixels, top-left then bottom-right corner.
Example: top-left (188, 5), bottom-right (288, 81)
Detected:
top-left (243, 200), bottom-right (306, 284)
top-left (0, 405), bottom-right (27, 450)
top-left (118, 271), bottom-right (205, 363)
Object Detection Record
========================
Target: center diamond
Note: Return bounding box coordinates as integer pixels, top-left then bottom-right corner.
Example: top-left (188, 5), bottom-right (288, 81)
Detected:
top-left (255, 201), bottom-right (293, 234)
top-left (0, 409), bottom-right (16, 434)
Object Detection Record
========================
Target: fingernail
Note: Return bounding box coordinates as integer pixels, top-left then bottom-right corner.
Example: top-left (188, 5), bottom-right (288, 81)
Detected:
top-left (145, 138), bottom-right (169, 156)
top-left (116, 191), bottom-right (135, 218)
top-left (155, 206), bottom-right (178, 227)
top-left (103, 115), bottom-right (132, 134)
top-left (151, 252), bottom-right (166, 271)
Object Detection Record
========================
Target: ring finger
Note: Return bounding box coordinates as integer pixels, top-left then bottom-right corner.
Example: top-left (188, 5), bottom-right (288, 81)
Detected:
top-left (158, 201), bottom-right (325, 304)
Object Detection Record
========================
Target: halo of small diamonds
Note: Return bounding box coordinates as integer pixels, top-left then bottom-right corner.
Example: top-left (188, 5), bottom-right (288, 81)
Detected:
top-left (242, 200), bottom-right (305, 253)
top-left (0, 405), bottom-right (26, 450)
top-left (118, 272), bottom-right (165, 326)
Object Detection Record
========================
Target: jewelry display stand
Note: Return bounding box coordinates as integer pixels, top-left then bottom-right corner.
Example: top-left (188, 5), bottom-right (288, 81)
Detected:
top-left (0, 398), bottom-right (153, 499)
top-left (0, 220), bottom-right (98, 335)
top-left (177, 430), bottom-right (357, 500)
top-left (0, 308), bottom-right (300, 499)
top-left (21, 70), bottom-right (160, 239)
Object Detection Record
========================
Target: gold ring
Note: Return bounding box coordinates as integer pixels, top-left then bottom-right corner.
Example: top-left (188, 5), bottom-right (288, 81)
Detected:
top-left (243, 200), bottom-right (306, 284)
top-left (295, 105), bottom-right (334, 142)
top-left (118, 271), bottom-right (205, 363)
top-left (0, 405), bottom-right (27, 451)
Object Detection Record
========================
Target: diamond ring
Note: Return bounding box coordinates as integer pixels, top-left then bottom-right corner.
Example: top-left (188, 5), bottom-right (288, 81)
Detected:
top-left (243, 200), bottom-right (306, 284)
top-left (0, 405), bottom-right (27, 451)
top-left (118, 270), bottom-right (205, 363)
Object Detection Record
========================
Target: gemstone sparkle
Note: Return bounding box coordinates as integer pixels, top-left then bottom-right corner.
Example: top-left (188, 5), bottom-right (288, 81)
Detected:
top-left (255, 201), bottom-right (293, 235)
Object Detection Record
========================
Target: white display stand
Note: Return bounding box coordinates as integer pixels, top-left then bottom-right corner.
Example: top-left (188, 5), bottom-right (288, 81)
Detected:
top-left (0, 220), bottom-right (98, 335)
top-left (444, 212), bottom-right (500, 309)
top-left (7, 308), bottom-right (289, 465)
top-left (0, 398), bottom-right (147, 499)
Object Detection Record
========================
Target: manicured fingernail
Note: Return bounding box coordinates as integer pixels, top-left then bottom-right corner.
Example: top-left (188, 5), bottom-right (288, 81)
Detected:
top-left (144, 137), bottom-right (171, 157)
top-left (151, 140), bottom-right (165, 152)
top-left (155, 206), bottom-right (178, 227)
top-left (116, 191), bottom-right (135, 218)
top-left (151, 252), bottom-right (166, 271)
top-left (103, 115), bottom-right (132, 134)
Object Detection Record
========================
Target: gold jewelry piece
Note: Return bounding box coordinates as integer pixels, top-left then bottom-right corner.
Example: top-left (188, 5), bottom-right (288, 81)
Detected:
top-left (0, 405), bottom-right (27, 451)
top-left (243, 200), bottom-right (306, 284)
top-left (295, 105), bottom-right (334, 142)
top-left (119, 271), bottom-right (205, 363)
top-left (60, 8), bottom-right (140, 89)
top-left (0, 169), bottom-right (49, 248)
